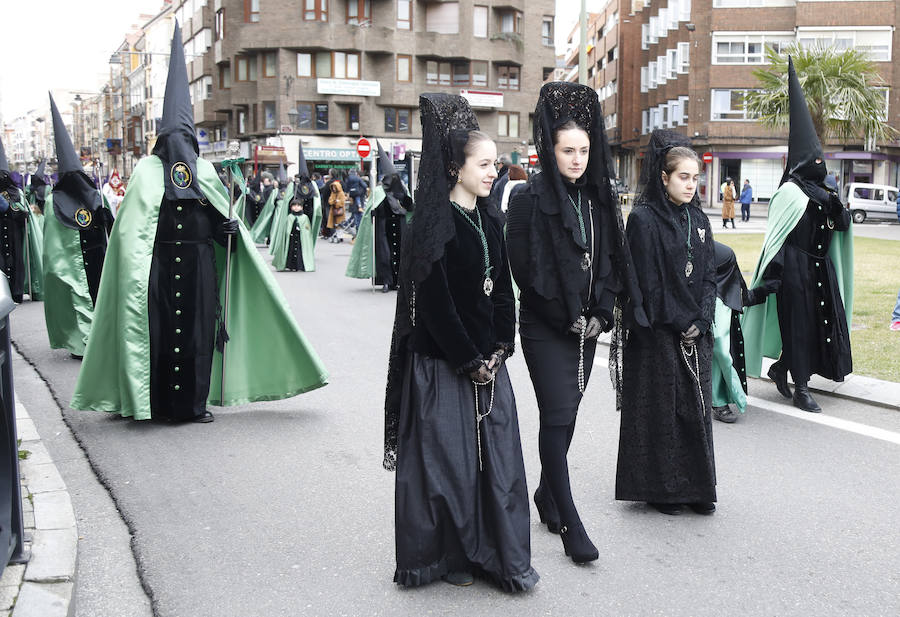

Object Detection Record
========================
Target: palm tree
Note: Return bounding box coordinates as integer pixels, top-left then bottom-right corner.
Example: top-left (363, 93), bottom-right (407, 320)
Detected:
top-left (744, 44), bottom-right (897, 147)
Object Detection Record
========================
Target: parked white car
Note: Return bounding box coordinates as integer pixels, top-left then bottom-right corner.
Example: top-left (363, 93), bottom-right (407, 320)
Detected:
top-left (842, 182), bottom-right (900, 224)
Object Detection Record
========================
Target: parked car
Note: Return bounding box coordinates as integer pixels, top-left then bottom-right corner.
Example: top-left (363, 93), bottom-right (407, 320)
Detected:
top-left (842, 182), bottom-right (900, 224)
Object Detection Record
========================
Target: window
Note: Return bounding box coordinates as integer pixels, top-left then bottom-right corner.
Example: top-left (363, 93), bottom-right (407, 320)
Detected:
top-left (542, 16), bottom-right (553, 46)
top-left (712, 33), bottom-right (793, 64)
top-left (315, 103), bottom-right (328, 129)
top-left (215, 8), bottom-right (225, 40)
top-left (347, 105), bottom-right (360, 131)
top-left (263, 52), bottom-right (277, 77)
top-left (648, 61), bottom-right (657, 89)
top-left (642, 109), bottom-right (649, 134)
top-left (608, 47), bottom-right (617, 63)
top-left (297, 53), bottom-right (312, 77)
top-left (397, 0), bottom-right (411, 30)
top-left (641, 24), bottom-right (649, 50)
top-left (648, 17), bottom-right (658, 43)
top-left (473, 6), bottom-right (488, 38)
top-left (605, 113), bottom-right (616, 129)
top-left (294, 103), bottom-right (313, 129)
top-left (347, 0), bottom-right (371, 25)
top-left (426, 61), bottom-right (451, 85)
top-left (657, 56), bottom-right (667, 84)
top-left (679, 0), bottom-right (692, 21)
top-left (497, 65), bottom-right (519, 90)
top-left (397, 54), bottom-right (411, 82)
top-left (304, 0), bottom-right (328, 22)
top-left (333, 52), bottom-right (360, 79)
top-left (677, 42), bottom-right (690, 73)
top-left (235, 55), bottom-right (257, 81)
top-left (640, 66), bottom-right (648, 93)
top-left (425, 3), bottom-right (459, 34)
top-left (499, 10), bottom-right (521, 34)
top-left (238, 108), bottom-right (247, 134)
top-left (798, 28), bottom-right (892, 62)
top-left (498, 112), bottom-right (519, 137)
top-left (472, 61), bottom-right (487, 87)
top-left (667, 49), bottom-right (678, 79)
top-left (263, 101), bottom-right (276, 129)
top-left (219, 64), bottom-right (231, 88)
top-left (385, 107), bottom-right (411, 133)
top-left (452, 61), bottom-right (470, 86)
top-left (244, 0), bottom-right (260, 22)
top-left (711, 89), bottom-right (758, 120)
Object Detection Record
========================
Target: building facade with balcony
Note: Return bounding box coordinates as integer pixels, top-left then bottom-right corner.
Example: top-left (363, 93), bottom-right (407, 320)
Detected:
top-left (174, 0), bottom-right (556, 174)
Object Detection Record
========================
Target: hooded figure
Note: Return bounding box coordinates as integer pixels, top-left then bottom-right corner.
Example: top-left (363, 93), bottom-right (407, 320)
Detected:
top-left (26, 160), bottom-right (49, 214)
top-left (345, 140), bottom-right (412, 289)
top-left (506, 82), bottom-right (646, 559)
top-left (243, 174), bottom-right (264, 227)
top-left (741, 56), bottom-right (853, 414)
top-left (710, 241), bottom-right (750, 423)
top-left (42, 93), bottom-right (115, 355)
top-left (0, 136), bottom-right (44, 302)
top-left (248, 165), bottom-right (281, 244)
top-left (70, 21), bottom-right (328, 423)
top-left (612, 129), bottom-right (718, 516)
top-left (384, 93), bottom-right (537, 591)
top-left (271, 142), bottom-right (322, 271)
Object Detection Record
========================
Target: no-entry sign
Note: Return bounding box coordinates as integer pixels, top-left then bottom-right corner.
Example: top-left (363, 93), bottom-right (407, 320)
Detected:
top-left (528, 154), bottom-right (539, 165)
top-left (356, 138), bottom-right (371, 158)
top-left (702, 152), bottom-right (714, 163)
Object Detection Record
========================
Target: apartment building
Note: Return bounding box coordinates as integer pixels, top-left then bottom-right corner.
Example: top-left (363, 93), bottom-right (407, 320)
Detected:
top-left (173, 0), bottom-right (556, 175)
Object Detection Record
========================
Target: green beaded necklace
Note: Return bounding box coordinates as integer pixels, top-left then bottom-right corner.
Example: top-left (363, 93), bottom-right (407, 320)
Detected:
top-left (451, 201), bottom-right (494, 296)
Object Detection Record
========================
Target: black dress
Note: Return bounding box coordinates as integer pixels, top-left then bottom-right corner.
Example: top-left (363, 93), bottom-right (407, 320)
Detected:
top-left (751, 194), bottom-right (852, 383)
top-left (285, 210), bottom-right (306, 272)
top-left (373, 196), bottom-right (407, 289)
top-left (616, 199), bottom-right (718, 504)
top-left (394, 202), bottom-right (538, 591)
top-left (79, 218), bottom-right (110, 305)
top-left (0, 189), bottom-right (28, 303)
top-left (147, 199), bottom-right (230, 421)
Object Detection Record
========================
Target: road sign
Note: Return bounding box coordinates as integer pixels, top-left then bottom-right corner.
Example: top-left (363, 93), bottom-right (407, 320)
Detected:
top-left (528, 154), bottom-right (539, 166)
top-left (356, 138), bottom-right (371, 158)
top-left (702, 152), bottom-right (714, 163)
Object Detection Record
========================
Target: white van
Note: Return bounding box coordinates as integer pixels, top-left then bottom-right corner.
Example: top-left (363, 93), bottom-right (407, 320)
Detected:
top-left (842, 182), bottom-right (900, 224)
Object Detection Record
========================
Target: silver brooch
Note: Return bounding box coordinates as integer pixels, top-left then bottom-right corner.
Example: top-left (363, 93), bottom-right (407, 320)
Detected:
top-left (698, 228), bottom-right (706, 243)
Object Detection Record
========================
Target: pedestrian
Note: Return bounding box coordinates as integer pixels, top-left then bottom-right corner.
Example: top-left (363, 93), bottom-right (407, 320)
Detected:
top-left (271, 143), bottom-right (321, 272)
top-left (346, 141), bottom-right (413, 291)
top-left (0, 136), bottom-right (43, 303)
top-left (42, 93), bottom-right (114, 357)
top-left (70, 21), bottom-right (328, 423)
top-left (507, 82), bottom-right (646, 561)
top-left (384, 93), bottom-right (537, 592)
top-left (891, 289), bottom-right (900, 331)
top-left (488, 154), bottom-right (512, 209)
top-left (312, 171), bottom-right (324, 190)
top-left (740, 178), bottom-right (753, 221)
top-left (742, 57), bottom-right (853, 414)
top-left (326, 179), bottom-right (346, 242)
top-left (102, 169), bottom-right (126, 213)
top-left (499, 164), bottom-right (527, 212)
top-left (320, 167), bottom-right (338, 239)
top-left (613, 129), bottom-right (717, 516)
top-left (722, 177), bottom-right (736, 228)
top-left (344, 168), bottom-right (368, 230)
top-left (710, 242), bottom-right (750, 423)
top-left (249, 168), bottom-right (279, 244)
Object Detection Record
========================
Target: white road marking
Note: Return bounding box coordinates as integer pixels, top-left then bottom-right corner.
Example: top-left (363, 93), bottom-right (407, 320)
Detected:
top-left (593, 356), bottom-right (900, 446)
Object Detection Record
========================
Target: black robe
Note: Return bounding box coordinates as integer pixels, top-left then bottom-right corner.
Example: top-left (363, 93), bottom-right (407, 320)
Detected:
top-left (0, 189), bottom-right (29, 303)
top-left (79, 215), bottom-right (112, 305)
top-left (616, 198), bottom-right (718, 504)
top-left (750, 197), bottom-right (852, 383)
top-left (372, 196), bottom-right (408, 288)
top-left (285, 209), bottom-right (308, 272)
top-left (148, 198), bottom-right (231, 420)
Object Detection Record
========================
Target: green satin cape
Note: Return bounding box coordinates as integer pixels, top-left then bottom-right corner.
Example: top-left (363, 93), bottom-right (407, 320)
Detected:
top-left (345, 185), bottom-right (383, 280)
top-left (41, 193), bottom-right (99, 355)
top-left (10, 191), bottom-right (44, 300)
top-left (741, 181), bottom-right (854, 377)
top-left (271, 188), bottom-right (321, 271)
top-left (249, 186), bottom-right (277, 244)
top-left (70, 155), bottom-right (328, 419)
top-left (711, 298), bottom-right (747, 411)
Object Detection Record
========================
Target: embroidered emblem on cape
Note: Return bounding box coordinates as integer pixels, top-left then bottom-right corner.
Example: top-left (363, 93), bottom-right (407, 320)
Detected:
top-left (698, 228), bottom-right (706, 243)
top-left (298, 182), bottom-right (312, 197)
top-left (74, 208), bottom-right (92, 228)
top-left (171, 162), bottom-right (192, 190)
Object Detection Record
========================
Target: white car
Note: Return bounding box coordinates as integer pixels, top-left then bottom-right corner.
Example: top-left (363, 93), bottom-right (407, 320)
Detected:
top-left (842, 182), bottom-right (900, 224)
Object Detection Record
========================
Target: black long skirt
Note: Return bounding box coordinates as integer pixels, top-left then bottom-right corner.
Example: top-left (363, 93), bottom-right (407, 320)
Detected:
top-left (616, 327), bottom-right (717, 504)
top-left (394, 352), bottom-right (538, 592)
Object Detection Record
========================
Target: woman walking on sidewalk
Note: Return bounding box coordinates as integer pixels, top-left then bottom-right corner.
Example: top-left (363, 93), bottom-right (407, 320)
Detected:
top-left (722, 178), bottom-right (736, 228)
top-left (383, 94), bottom-right (538, 592)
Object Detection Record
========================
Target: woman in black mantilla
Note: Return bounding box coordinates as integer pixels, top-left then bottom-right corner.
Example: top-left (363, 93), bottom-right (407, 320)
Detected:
top-left (612, 129), bottom-right (718, 515)
top-left (507, 82), bottom-right (646, 563)
top-left (383, 93), bottom-right (538, 592)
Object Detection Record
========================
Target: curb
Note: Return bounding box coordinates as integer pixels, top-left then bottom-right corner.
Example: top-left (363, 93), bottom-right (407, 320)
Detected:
top-left (0, 402), bottom-right (77, 617)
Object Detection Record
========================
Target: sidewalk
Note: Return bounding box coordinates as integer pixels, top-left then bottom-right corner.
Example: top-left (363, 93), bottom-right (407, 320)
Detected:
top-left (1, 401), bottom-right (77, 617)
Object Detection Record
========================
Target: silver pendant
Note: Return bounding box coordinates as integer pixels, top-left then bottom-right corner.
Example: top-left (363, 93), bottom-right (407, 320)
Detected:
top-left (698, 228), bottom-right (706, 243)
top-left (581, 252), bottom-right (592, 271)
top-left (685, 261), bottom-right (693, 277)
top-left (483, 277), bottom-right (494, 296)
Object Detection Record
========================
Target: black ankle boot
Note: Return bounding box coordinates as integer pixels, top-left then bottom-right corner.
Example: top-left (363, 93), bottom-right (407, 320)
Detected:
top-left (793, 383), bottom-right (821, 413)
top-left (559, 522), bottom-right (599, 564)
top-left (767, 363), bottom-right (792, 399)
top-left (533, 485), bottom-right (561, 534)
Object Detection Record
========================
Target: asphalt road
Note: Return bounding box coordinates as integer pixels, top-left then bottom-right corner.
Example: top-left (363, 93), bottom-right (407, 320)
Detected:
top-left (10, 238), bottom-right (900, 617)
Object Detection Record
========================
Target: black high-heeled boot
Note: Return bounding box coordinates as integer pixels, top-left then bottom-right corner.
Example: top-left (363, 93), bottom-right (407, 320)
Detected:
top-left (533, 484), bottom-right (561, 534)
top-left (793, 383), bottom-right (822, 413)
top-left (559, 522), bottom-right (599, 564)
top-left (767, 361), bottom-right (792, 399)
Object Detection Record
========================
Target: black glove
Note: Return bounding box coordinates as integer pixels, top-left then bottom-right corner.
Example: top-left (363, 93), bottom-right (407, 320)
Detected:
top-left (743, 287), bottom-right (767, 307)
top-left (469, 361), bottom-right (494, 384)
top-left (219, 218), bottom-right (239, 237)
top-left (487, 348), bottom-right (507, 375)
top-left (681, 324), bottom-right (701, 346)
top-left (584, 316), bottom-right (605, 339)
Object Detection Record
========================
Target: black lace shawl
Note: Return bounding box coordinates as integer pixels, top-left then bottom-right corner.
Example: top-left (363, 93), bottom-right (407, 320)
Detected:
top-left (383, 93), bottom-right (480, 471)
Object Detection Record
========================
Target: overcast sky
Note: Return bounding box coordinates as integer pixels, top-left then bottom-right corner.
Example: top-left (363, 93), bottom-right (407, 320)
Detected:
top-left (0, 0), bottom-right (590, 121)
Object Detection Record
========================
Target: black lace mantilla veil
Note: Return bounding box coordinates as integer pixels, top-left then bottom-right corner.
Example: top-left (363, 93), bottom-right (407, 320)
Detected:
top-left (382, 93), bottom-right (480, 471)
top-left (609, 129), bottom-right (692, 410)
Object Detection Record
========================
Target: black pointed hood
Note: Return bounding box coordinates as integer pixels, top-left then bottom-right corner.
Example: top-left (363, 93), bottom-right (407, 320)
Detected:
top-left (781, 56), bottom-right (825, 186)
top-left (297, 141), bottom-right (310, 180)
top-left (376, 141), bottom-right (397, 180)
top-left (152, 20), bottom-right (204, 201)
top-left (50, 93), bottom-right (103, 230)
top-left (277, 161), bottom-right (287, 185)
top-left (30, 160), bottom-right (49, 212)
top-left (293, 142), bottom-right (315, 201)
top-left (32, 160), bottom-right (47, 187)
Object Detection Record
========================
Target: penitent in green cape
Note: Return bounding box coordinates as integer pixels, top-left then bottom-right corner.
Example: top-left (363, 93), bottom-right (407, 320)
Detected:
top-left (345, 185), bottom-right (383, 280)
top-left (740, 181), bottom-right (854, 378)
top-left (8, 190), bottom-right (44, 300)
top-left (41, 192), bottom-right (109, 355)
top-left (249, 186), bottom-right (278, 244)
top-left (70, 155), bottom-right (329, 418)
top-left (271, 183), bottom-right (322, 271)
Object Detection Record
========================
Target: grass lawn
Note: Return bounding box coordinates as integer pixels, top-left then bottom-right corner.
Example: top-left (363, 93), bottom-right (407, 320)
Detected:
top-left (716, 233), bottom-right (900, 383)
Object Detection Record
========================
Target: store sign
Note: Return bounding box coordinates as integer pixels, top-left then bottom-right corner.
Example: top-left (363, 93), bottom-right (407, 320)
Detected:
top-left (460, 89), bottom-right (504, 108)
top-left (304, 147), bottom-right (375, 161)
top-left (317, 79), bottom-right (381, 97)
